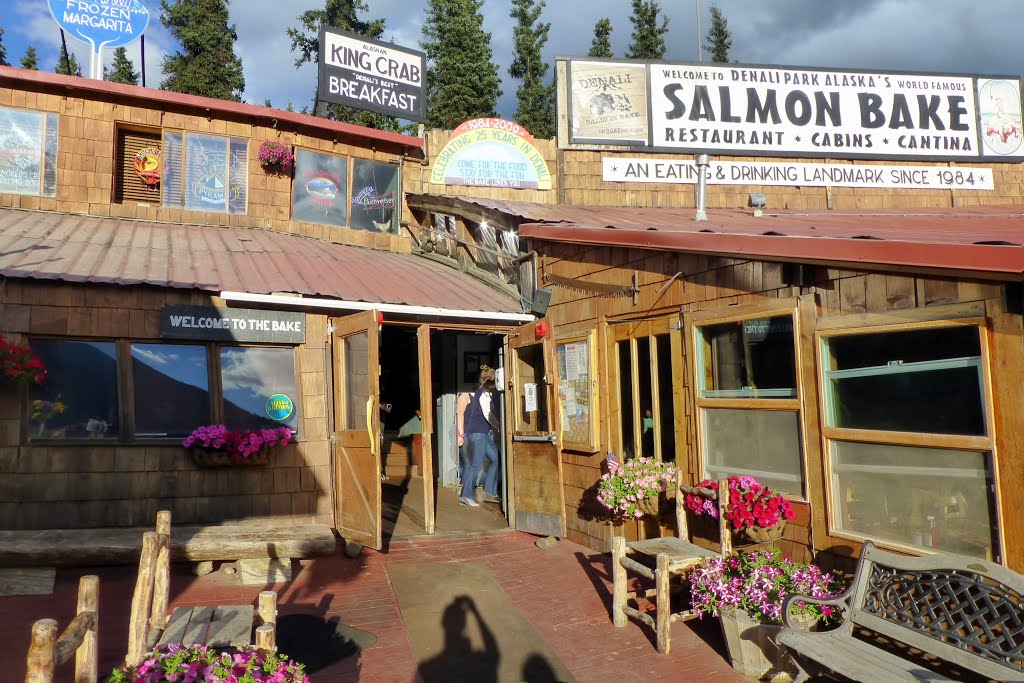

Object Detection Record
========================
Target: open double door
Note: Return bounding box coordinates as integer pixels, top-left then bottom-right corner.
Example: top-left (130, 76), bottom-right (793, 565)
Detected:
top-left (330, 312), bottom-right (566, 550)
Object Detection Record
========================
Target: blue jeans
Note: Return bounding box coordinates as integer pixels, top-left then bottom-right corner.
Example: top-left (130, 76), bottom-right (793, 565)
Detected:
top-left (461, 432), bottom-right (500, 499)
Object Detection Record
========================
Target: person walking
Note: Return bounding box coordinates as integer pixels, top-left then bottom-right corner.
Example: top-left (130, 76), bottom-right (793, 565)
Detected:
top-left (457, 364), bottom-right (501, 507)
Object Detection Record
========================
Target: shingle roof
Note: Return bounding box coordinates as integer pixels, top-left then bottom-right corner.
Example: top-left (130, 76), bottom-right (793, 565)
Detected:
top-left (0, 208), bottom-right (523, 314)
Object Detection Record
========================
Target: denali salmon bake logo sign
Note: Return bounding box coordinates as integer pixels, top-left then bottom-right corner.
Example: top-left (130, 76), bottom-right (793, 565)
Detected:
top-left (566, 58), bottom-right (1024, 162)
top-left (317, 27), bottom-right (426, 122)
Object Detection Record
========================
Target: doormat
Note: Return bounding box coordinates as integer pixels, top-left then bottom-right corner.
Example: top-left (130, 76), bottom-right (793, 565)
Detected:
top-left (275, 613), bottom-right (377, 673)
top-left (388, 561), bottom-right (577, 683)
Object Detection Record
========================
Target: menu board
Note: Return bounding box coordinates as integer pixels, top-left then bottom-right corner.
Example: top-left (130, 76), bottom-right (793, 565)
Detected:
top-left (556, 331), bottom-right (598, 452)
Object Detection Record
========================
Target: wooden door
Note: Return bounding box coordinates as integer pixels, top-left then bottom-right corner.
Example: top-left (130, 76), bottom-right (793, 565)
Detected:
top-left (505, 318), bottom-right (566, 538)
top-left (331, 310), bottom-right (382, 550)
top-left (417, 324), bottom-right (435, 534)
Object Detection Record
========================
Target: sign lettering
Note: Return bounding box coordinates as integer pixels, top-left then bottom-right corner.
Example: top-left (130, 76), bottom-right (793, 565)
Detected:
top-left (160, 306), bottom-right (306, 344)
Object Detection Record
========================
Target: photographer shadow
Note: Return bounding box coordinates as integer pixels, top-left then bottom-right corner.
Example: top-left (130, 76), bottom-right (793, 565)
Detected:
top-left (417, 595), bottom-right (499, 683)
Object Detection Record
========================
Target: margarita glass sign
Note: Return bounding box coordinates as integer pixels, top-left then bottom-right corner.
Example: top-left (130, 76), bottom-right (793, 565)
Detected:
top-left (48, 0), bottom-right (151, 79)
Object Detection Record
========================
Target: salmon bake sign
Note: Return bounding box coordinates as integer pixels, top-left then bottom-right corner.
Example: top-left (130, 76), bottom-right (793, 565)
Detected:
top-left (566, 59), bottom-right (1024, 162)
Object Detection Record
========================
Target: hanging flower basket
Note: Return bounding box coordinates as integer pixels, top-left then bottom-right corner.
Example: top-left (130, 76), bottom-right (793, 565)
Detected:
top-left (188, 446), bottom-right (272, 468)
top-left (183, 424), bottom-right (292, 468)
top-left (257, 140), bottom-right (294, 175)
top-left (742, 519), bottom-right (787, 544)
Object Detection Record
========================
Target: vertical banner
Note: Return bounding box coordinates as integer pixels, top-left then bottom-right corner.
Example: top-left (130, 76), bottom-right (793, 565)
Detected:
top-left (977, 78), bottom-right (1024, 158)
top-left (568, 61), bottom-right (649, 144)
top-left (291, 149), bottom-right (350, 227)
top-left (350, 159), bottom-right (399, 233)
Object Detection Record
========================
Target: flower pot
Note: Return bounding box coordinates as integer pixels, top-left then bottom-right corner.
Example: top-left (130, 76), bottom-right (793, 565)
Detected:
top-left (719, 609), bottom-right (799, 681)
top-left (188, 446), bottom-right (272, 468)
top-left (742, 519), bottom-right (787, 544)
top-left (636, 494), bottom-right (660, 517)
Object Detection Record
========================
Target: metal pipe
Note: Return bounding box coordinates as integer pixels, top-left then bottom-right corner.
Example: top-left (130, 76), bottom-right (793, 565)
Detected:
top-left (695, 153), bottom-right (709, 221)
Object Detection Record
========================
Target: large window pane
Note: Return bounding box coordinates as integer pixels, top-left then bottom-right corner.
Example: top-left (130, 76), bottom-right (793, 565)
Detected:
top-left (343, 333), bottom-right (369, 431)
top-left (702, 408), bottom-right (803, 496)
top-left (656, 334), bottom-right (675, 461)
top-left (617, 340), bottom-right (634, 458)
top-left (699, 316), bottom-right (796, 398)
top-left (824, 327), bottom-right (984, 435)
top-left (131, 343), bottom-right (209, 438)
top-left (0, 106), bottom-right (58, 197)
top-left (221, 347), bottom-right (298, 431)
top-left (28, 340), bottom-right (119, 440)
top-left (831, 441), bottom-right (997, 560)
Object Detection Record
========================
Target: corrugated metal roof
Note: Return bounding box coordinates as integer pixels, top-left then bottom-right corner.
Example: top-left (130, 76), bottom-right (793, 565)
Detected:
top-left (0, 208), bottom-right (523, 314)
top-left (427, 196), bottom-right (1024, 276)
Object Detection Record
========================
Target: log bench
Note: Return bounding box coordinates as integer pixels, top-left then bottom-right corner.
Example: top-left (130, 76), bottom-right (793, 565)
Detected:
top-left (778, 541), bottom-right (1024, 682)
top-left (0, 523), bottom-right (337, 567)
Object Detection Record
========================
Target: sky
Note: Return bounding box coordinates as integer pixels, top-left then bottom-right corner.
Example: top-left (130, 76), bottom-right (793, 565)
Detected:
top-left (2, 1), bottom-right (1023, 121)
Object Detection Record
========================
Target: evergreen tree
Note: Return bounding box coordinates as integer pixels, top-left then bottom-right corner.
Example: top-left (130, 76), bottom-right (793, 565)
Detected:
top-left (21, 46), bottom-right (38, 70)
top-left (106, 46), bottom-right (140, 85)
top-left (0, 26), bottom-right (9, 67)
top-left (626, 0), bottom-right (669, 60)
top-left (704, 3), bottom-right (732, 63)
top-left (509, 0), bottom-right (554, 138)
top-left (160, 0), bottom-right (245, 101)
top-left (55, 44), bottom-right (82, 77)
top-left (286, 0), bottom-right (400, 131)
top-left (589, 18), bottom-right (613, 58)
top-left (421, 0), bottom-right (502, 130)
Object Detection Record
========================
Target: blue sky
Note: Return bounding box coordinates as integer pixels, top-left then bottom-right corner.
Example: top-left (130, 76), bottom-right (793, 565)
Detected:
top-left (3, 1), bottom-right (1023, 122)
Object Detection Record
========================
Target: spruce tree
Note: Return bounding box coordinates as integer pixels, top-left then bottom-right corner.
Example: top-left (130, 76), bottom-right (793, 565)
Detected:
top-left (286, 0), bottom-right (400, 131)
top-left (509, 0), bottom-right (554, 138)
top-left (160, 0), bottom-right (245, 101)
top-left (106, 46), bottom-right (140, 85)
top-left (589, 18), bottom-right (613, 58)
top-left (21, 46), bottom-right (38, 70)
top-left (626, 0), bottom-right (669, 60)
top-left (704, 3), bottom-right (732, 63)
top-left (0, 26), bottom-right (8, 67)
top-left (55, 44), bottom-right (83, 77)
top-left (421, 0), bottom-right (502, 130)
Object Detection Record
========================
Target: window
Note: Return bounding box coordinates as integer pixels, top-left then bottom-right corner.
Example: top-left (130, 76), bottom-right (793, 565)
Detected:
top-left (349, 158), bottom-right (398, 233)
top-left (162, 131), bottom-right (247, 214)
top-left (694, 312), bottom-right (804, 496)
top-left (26, 340), bottom-right (299, 442)
top-left (0, 106), bottom-right (58, 197)
top-left (291, 149), bottom-right (349, 227)
top-left (28, 340), bottom-right (119, 440)
top-left (613, 319), bottom-right (678, 461)
top-left (821, 323), bottom-right (998, 560)
top-left (115, 127), bottom-right (162, 204)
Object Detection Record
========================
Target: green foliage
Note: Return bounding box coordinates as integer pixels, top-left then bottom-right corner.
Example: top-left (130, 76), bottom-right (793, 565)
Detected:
top-left (21, 46), bottom-right (38, 70)
top-left (286, 0), bottom-right (401, 132)
top-left (0, 25), bottom-right (8, 67)
top-left (160, 0), bottom-right (245, 102)
top-left (55, 44), bottom-right (82, 77)
top-left (704, 3), bottom-right (733, 64)
top-left (106, 47), bottom-right (139, 85)
top-left (509, 0), bottom-right (554, 138)
top-left (589, 18), bottom-right (614, 58)
top-left (421, 0), bottom-right (502, 130)
top-left (626, 0), bottom-right (669, 60)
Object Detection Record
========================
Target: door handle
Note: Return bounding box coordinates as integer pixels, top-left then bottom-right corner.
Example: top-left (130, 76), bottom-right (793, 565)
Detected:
top-left (366, 396), bottom-right (376, 457)
top-left (513, 434), bottom-right (558, 445)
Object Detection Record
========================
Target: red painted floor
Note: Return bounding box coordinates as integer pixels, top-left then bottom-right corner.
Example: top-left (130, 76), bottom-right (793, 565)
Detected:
top-left (1, 530), bottom-right (747, 682)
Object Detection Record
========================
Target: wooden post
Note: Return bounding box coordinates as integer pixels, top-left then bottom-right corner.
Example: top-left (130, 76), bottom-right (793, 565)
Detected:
top-left (676, 469), bottom-right (689, 540)
top-left (257, 591), bottom-right (277, 651)
top-left (75, 575), bottom-right (98, 683)
top-left (25, 619), bottom-right (57, 683)
top-left (126, 532), bottom-right (157, 666)
top-left (655, 553), bottom-right (671, 655)
top-left (151, 511), bottom-right (171, 633)
top-left (717, 479), bottom-right (732, 555)
top-left (611, 535), bottom-right (627, 627)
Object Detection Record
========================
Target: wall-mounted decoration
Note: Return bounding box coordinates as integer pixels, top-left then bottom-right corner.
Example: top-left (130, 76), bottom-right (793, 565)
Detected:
top-left (977, 78), bottom-right (1024, 158)
top-left (257, 141), bottom-right (295, 175)
top-left (292, 149), bottom-right (349, 227)
top-left (0, 107), bottom-right (58, 197)
top-left (132, 147), bottom-right (161, 187)
top-left (556, 331), bottom-right (599, 452)
top-left (350, 158), bottom-right (398, 233)
top-left (568, 60), bottom-right (650, 145)
top-left (430, 118), bottom-right (552, 190)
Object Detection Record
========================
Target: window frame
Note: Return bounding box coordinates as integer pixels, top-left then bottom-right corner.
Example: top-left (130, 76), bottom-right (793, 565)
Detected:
top-left (687, 299), bottom-right (808, 500)
top-left (0, 105), bottom-right (59, 198)
top-left (24, 337), bottom-right (302, 445)
top-left (160, 129), bottom-right (249, 215)
top-left (816, 315), bottom-right (1003, 561)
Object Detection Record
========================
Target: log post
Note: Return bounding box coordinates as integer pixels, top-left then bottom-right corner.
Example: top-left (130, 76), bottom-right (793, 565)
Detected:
top-left (127, 532), bottom-right (157, 666)
top-left (255, 625), bottom-right (275, 652)
top-left (257, 591), bottom-right (277, 651)
top-left (75, 575), bottom-right (98, 683)
top-left (611, 535), bottom-right (627, 628)
top-left (25, 619), bottom-right (57, 683)
top-left (151, 511), bottom-right (171, 633)
top-left (655, 553), bottom-right (671, 655)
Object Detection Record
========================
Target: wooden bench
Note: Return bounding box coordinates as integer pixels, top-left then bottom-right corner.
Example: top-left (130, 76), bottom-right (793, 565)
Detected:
top-left (24, 575), bottom-right (99, 683)
top-left (778, 541), bottom-right (1024, 682)
top-left (126, 511), bottom-right (278, 667)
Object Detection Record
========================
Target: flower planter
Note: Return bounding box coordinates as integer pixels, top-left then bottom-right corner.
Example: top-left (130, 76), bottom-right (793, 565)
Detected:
top-left (635, 493), bottom-right (661, 517)
top-left (719, 609), bottom-right (800, 681)
top-left (742, 519), bottom-right (787, 544)
top-left (188, 446), bottom-right (271, 468)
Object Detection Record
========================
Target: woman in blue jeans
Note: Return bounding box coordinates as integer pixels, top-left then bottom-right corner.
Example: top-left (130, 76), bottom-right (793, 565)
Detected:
top-left (456, 365), bottom-right (501, 507)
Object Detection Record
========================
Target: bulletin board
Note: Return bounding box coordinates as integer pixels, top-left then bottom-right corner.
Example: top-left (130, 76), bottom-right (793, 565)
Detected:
top-left (556, 330), bottom-right (599, 452)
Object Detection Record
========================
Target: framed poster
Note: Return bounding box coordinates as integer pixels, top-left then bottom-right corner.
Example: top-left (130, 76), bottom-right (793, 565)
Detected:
top-left (291, 149), bottom-right (349, 227)
top-left (350, 158), bottom-right (399, 233)
top-left (0, 106), bottom-right (58, 196)
top-left (556, 330), bottom-right (600, 452)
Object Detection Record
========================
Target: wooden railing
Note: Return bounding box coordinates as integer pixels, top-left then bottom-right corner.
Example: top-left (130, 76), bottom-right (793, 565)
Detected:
top-left (24, 575), bottom-right (99, 683)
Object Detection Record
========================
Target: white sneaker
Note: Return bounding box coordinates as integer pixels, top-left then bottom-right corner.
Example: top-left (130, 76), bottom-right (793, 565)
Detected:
top-left (458, 497), bottom-right (480, 507)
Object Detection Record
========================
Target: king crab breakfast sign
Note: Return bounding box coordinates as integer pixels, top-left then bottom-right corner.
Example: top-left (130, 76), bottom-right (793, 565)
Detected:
top-left (48, 0), bottom-right (151, 80)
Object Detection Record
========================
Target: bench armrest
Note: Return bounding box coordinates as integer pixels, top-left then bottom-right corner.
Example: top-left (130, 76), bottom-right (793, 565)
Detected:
top-left (781, 588), bottom-right (853, 630)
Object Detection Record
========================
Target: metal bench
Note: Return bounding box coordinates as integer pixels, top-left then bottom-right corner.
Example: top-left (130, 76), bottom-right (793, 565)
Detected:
top-left (778, 541), bottom-right (1024, 682)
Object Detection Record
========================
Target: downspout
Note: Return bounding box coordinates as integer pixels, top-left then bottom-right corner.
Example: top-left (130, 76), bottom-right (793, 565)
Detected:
top-left (695, 154), bottom-right (709, 222)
